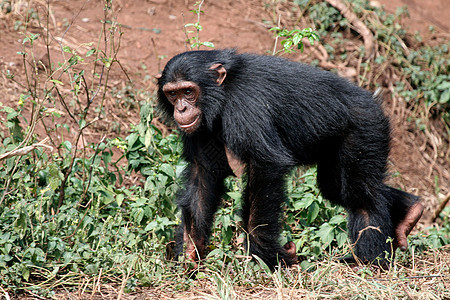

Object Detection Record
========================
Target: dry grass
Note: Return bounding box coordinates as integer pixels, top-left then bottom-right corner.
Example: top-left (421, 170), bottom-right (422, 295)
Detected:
top-left (10, 245), bottom-right (441, 299)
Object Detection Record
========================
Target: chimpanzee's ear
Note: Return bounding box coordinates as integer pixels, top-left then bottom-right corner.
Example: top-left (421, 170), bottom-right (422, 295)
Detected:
top-left (209, 63), bottom-right (227, 86)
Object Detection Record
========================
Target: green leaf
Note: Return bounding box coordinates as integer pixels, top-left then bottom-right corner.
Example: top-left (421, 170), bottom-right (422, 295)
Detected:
top-left (227, 192), bottom-right (241, 201)
top-left (79, 119), bottom-right (86, 128)
top-left (292, 34), bottom-right (302, 45)
top-left (436, 81), bottom-right (450, 90)
top-left (293, 194), bottom-right (314, 210)
top-left (278, 30), bottom-right (288, 37)
top-left (86, 49), bottom-right (96, 57)
top-left (222, 214), bottom-right (230, 228)
top-left (100, 188), bottom-right (115, 205)
top-left (144, 221), bottom-right (157, 231)
top-left (48, 162), bottom-right (62, 191)
top-left (307, 201), bottom-right (319, 223)
top-left (336, 231), bottom-right (348, 247)
top-left (298, 42), bottom-right (305, 52)
top-left (116, 194), bottom-right (124, 207)
top-left (160, 163), bottom-right (175, 178)
top-left (300, 260), bottom-right (314, 271)
top-left (439, 89), bottom-right (449, 104)
top-left (61, 140), bottom-right (72, 151)
top-left (317, 223), bottom-right (334, 245)
top-left (222, 226), bottom-right (233, 244)
top-left (22, 267), bottom-right (30, 281)
top-left (50, 79), bottom-right (64, 85)
top-left (202, 41), bottom-right (215, 48)
top-left (2, 107), bottom-right (18, 120)
top-left (329, 214), bottom-right (346, 225)
top-left (253, 255), bottom-right (272, 274)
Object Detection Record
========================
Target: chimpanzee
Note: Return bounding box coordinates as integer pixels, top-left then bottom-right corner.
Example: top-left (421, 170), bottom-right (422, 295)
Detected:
top-left (157, 49), bottom-right (423, 269)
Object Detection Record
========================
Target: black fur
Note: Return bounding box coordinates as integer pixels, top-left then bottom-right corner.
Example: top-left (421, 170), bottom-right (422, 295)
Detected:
top-left (157, 49), bottom-right (420, 269)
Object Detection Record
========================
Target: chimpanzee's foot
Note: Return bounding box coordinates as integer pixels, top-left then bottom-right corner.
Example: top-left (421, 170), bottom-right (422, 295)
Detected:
top-left (395, 202), bottom-right (423, 251)
top-left (283, 241), bottom-right (298, 265)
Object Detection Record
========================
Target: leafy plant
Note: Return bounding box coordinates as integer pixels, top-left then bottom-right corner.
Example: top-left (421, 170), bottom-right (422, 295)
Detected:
top-left (0, 0), bottom-right (180, 295)
top-left (184, 0), bottom-right (215, 50)
top-left (284, 168), bottom-right (348, 269)
top-left (270, 27), bottom-right (319, 55)
top-left (124, 99), bottom-right (183, 223)
top-left (396, 44), bottom-right (449, 124)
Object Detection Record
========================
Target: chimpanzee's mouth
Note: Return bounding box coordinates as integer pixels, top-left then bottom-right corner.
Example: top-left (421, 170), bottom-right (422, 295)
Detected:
top-left (178, 115), bottom-right (201, 133)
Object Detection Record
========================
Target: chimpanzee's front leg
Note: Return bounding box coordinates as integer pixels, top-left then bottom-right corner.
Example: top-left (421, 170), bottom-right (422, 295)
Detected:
top-left (175, 166), bottom-right (228, 264)
top-left (174, 133), bottom-right (232, 266)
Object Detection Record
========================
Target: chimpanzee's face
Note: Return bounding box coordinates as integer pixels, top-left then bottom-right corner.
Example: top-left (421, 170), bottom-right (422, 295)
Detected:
top-left (162, 81), bottom-right (202, 134)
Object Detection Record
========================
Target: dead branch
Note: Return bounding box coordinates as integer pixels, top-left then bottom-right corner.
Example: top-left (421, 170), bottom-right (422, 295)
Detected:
top-left (432, 193), bottom-right (450, 222)
top-left (325, 0), bottom-right (376, 59)
top-left (0, 137), bottom-right (53, 161)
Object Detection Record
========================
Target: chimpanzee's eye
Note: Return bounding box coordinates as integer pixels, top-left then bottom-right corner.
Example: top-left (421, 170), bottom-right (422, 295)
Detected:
top-left (185, 89), bottom-right (192, 96)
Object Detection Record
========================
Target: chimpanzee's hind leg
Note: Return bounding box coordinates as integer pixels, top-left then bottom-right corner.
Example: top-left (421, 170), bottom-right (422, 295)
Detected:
top-left (317, 127), bottom-right (398, 265)
top-left (347, 186), bottom-right (423, 264)
top-left (318, 120), bottom-right (423, 266)
top-left (346, 202), bottom-right (394, 265)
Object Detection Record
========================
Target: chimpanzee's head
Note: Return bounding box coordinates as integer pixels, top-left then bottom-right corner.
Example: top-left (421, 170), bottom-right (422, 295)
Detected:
top-left (157, 50), bottom-right (237, 134)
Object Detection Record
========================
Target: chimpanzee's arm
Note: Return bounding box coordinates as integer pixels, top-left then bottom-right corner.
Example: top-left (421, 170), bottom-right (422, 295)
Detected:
top-left (174, 131), bottom-right (232, 264)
